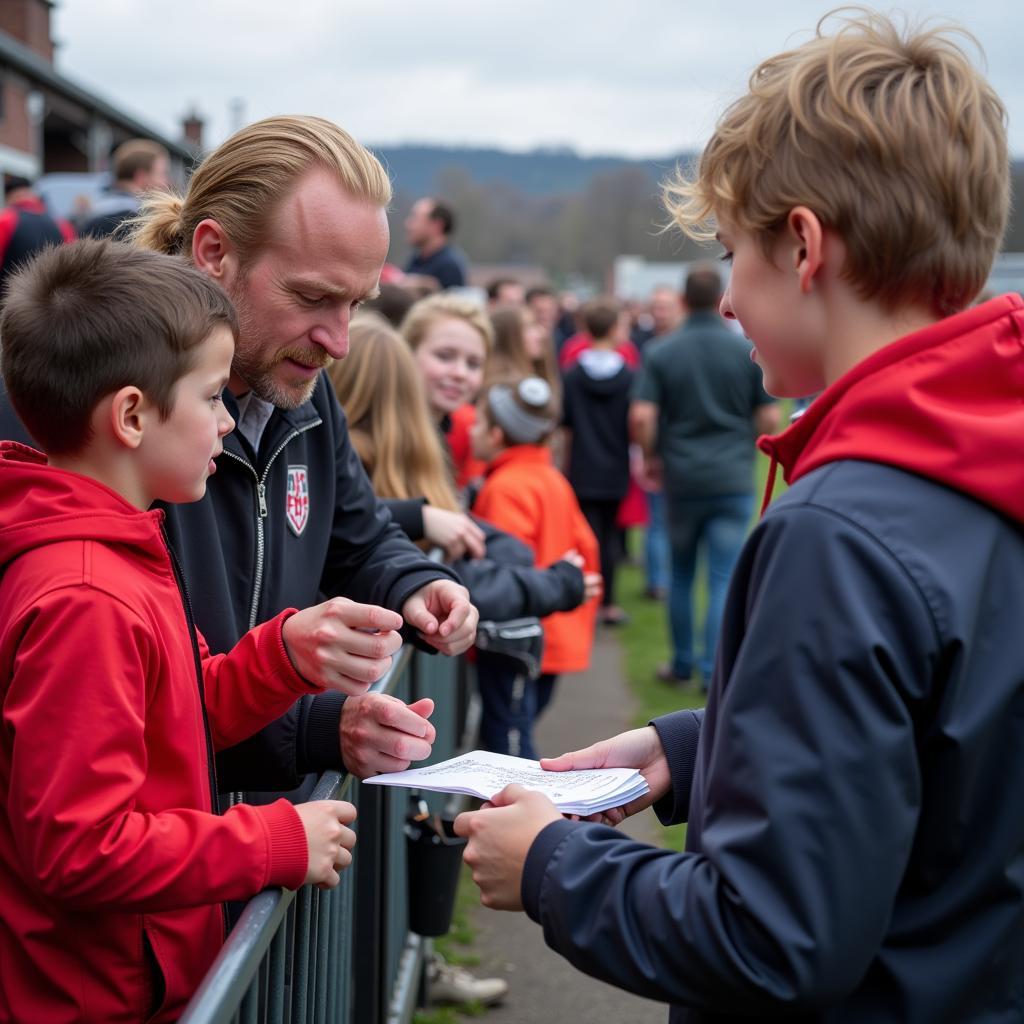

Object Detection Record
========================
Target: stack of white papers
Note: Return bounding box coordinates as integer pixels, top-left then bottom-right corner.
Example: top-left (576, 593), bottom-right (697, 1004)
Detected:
top-left (363, 749), bottom-right (649, 816)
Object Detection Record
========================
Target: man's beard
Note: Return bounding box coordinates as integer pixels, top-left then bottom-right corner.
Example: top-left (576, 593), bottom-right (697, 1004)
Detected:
top-left (231, 290), bottom-right (331, 410)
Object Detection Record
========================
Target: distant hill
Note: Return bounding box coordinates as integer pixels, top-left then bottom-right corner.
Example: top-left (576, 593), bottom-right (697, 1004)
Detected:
top-left (371, 143), bottom-right (690, 199)
top-left (373, 143), bottom-right (1024, 284)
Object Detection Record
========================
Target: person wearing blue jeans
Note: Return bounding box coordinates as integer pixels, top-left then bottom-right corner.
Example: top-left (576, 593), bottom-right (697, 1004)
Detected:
top-left (645, 489), bottom-right (670, 597)
top-left (667, 493), bottom-right (753, 684)
top-left (631, 266), bottom-right (779, 688)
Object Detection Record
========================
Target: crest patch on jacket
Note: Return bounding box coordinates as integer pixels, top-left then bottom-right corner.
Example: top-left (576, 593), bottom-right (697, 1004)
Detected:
top-left (286, 465), bottom-right (309, 535)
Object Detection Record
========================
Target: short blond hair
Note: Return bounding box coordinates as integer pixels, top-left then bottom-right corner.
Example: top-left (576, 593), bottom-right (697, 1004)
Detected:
top-left (665, 9), bottom-right (1009, 316)
top-left (130, 115), bottom-right (391, 265)
top-left (399, 293), bottom-right (494, 354)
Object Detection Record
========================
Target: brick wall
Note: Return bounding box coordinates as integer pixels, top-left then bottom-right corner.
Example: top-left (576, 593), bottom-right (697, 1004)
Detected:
top-left (0, 79), bottom-right (34, 155)
top-left (0, 0), bottom-right (54, 63)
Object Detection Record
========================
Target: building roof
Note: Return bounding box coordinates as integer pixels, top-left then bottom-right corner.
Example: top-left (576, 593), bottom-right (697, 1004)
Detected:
top-left (0, 29), bottom-right (193, 161)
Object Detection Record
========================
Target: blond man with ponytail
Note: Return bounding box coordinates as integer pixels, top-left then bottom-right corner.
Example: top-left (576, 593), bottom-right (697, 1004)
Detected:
top-left (115, 115), bottom-right (478, 786)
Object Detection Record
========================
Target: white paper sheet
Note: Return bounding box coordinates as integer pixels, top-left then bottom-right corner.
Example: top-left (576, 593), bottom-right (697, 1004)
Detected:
top-left (362, 749), bottom-right (649, 815)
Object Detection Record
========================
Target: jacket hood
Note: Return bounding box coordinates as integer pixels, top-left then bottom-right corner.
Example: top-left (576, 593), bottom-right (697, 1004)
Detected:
top-left (0, 442), bottom-right (167, 569)
top-left (575, 349), bottom-right (631, 394)
top-left (757, 293), bottom-right (1024, 524)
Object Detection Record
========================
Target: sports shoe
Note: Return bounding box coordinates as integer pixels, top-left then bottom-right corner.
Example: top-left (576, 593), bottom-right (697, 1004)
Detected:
top-left (427, 952), bottom-right (508, 1007)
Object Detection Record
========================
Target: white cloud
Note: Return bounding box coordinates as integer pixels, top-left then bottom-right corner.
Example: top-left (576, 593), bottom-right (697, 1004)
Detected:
top-left (52, 0), bottom-right (1024, 156)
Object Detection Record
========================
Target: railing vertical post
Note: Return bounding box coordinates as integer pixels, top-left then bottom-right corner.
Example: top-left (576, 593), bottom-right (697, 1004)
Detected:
top-left (351, 783), bottom-right (386, 1022)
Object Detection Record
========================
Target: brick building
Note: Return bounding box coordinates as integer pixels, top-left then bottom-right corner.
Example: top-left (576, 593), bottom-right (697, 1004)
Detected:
top-left (0, 0), bottom-right (194, 181)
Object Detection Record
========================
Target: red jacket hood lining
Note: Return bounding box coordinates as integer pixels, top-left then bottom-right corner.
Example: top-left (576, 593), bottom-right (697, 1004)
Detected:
top-left (756, 294), bottom-right (1024, 525)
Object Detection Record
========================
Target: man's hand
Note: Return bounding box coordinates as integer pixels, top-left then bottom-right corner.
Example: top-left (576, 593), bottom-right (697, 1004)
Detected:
top-left (454, 785), bottom-right (561, 911)
top-left (340, 693), bottom-right (436, 778)
top-left (402, 580), bottom-right (478, 656)
top-left (422, 506), bottom-right (486, 561)
top-left (541, 726), bottom-right (671, 826)
top-left (282, 598), bottom-right (404, 696)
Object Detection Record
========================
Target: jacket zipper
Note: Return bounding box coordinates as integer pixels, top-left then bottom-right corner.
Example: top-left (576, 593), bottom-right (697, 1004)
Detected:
top-left (161, 526), bottom-right (229, 939)
top-left (219, 420), bottom-right (321, 805)
top-left (219, 420), bottom-right (321, 630)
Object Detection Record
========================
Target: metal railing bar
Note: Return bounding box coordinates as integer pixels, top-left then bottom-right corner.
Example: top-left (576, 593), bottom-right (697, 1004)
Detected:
top-left (268, 918), bottom-right (287, 1022)
top-left (314, 887), bottom-right (331, 1024)
top-left (293, 885), bottom-right (312, 1023)
top-left (386, 934), bottom-right (425, 1024)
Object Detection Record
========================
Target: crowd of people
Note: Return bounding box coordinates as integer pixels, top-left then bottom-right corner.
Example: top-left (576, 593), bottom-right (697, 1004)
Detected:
top-left (0, 8), bottom-right (1022, 1024)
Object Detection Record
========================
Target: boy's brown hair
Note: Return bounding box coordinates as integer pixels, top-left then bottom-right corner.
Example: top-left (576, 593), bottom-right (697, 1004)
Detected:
top-left (664, 9), bottom-right (1009, 317)
top-left (1, 238), bottom-right (238, 455)
top-left (580, 296), bottom-right (621, 340)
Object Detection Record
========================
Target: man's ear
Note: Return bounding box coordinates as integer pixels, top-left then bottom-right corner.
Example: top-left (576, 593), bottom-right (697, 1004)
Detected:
top-left (193, 218), bottom-right (240, 289)
top-left (106, 386), bottom-right (148, 450)
top-left (787, 206), bottom-right (824, 295)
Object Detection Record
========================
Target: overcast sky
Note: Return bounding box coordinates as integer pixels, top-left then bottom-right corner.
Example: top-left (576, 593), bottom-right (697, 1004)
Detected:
top-left (53, 1), bottom-right (1024, 158)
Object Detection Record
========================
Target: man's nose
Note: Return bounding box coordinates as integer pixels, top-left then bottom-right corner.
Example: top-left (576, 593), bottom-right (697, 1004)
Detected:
top-left (310, 320), bottom-right (349, 360)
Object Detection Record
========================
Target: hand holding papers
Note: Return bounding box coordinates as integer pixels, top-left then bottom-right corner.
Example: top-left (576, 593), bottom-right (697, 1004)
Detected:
top-left (363, 749), bottom-right (649, 816)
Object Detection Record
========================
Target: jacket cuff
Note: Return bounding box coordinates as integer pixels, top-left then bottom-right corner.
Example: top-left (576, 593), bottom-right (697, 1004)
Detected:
top-left (522, 818), bottom-right (584, 923)
top-left (384, 497), bottom-right (428, 541)
top-left (265, 609), bottom-right (323, 695)
top-left (298, 691), bottom-right (347, 775)
top-left (650, 709), bottom-right (703, 826)
top-left (256, 798), bottom-right (309, 890)
top-left (548, 560), bottom-right (585, 611)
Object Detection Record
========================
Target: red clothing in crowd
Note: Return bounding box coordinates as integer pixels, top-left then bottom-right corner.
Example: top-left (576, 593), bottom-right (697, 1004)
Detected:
top-left (473, 445), bottom-right (599, 673)
top-left (0, 194), bottom-right (75, 251)
top-left (446, 403), bottom-right (488, 489)
top-left (558, 332), bottom-right (641, 372)
top-left (0, 443), bottom-right (315, 1023)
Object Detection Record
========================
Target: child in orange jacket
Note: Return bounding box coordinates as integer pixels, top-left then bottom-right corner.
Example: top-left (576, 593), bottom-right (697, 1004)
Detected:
top-left (471, 377), bottom-right (600, 739)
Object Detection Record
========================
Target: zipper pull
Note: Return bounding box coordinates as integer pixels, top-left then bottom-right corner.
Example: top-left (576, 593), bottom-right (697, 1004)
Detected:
top-left (257, 482), bottom-right (268, 518)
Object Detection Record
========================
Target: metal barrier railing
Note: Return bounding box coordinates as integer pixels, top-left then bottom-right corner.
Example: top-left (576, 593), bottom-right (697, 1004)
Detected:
top-left (180, 641), bottom-right (470, 1024)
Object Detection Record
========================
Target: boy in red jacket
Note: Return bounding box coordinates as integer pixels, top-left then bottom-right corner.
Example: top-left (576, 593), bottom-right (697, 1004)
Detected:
top-left (0, 239), bottom-right (402, 1023)
top-left (471, 376), bottom-right (599, 752)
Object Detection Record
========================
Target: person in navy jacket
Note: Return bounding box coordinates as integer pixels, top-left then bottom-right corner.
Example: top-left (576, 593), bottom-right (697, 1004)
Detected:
top-left (455, 13), bottom-right (1024, 1022)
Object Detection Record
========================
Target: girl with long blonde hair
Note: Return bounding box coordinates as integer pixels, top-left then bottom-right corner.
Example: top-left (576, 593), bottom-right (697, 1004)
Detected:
top-left (330, 313), bottom-right (460, 512)
top-left (400, 293), bottom-right (493, 490)
top-left (331, 313), bottom-right (599, 758)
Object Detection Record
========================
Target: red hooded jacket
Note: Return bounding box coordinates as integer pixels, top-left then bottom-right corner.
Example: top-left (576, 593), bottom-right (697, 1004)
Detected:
top-left (0, 444), bottom-right (316, 1023)
top-left (757, 292), bottom-right (1024, 520)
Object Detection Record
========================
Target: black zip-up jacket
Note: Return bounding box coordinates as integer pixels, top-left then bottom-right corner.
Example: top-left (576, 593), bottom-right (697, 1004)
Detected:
top-left (520, 298), bottom-right (1024, 1022)
top-left (379, 499), bottom-right (584, 623)
top-left (0, 376), bottom-right (459, 791)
